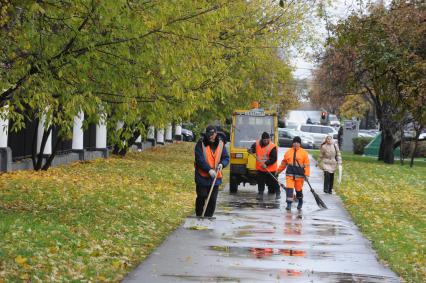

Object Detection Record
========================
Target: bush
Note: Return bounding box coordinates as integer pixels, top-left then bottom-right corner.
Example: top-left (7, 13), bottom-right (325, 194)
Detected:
top-left (401, 140), bottom-right (426, 158)
top-left (353, 137), bottom-right (374, 155)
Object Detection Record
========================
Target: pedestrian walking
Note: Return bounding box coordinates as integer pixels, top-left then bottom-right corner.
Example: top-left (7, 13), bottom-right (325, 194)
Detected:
top-left (249, 132), bottom-right (280, 200)
top-left (194, 125), bottom-right (229, 217)
top-left (318, 135), bottom-right (342, 194)
top-left (337, 125), bottom-right (343, 148)
top-left (277, 136), bottom-right (310, 211)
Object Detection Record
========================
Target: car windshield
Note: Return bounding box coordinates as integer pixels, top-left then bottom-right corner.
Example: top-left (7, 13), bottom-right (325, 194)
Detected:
top-left (233, 115), bottom-right (274, 148)
top-left (329, 115), bottom-right (338, 121)
top-left (286, 122), bottom-right (298, 130)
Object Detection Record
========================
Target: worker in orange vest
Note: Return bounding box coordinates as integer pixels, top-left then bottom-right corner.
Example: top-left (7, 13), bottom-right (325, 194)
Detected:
top-left (249, 132), bottom-right (280, 200)
top-left (194, 125), bottom-right (229, 217)
top-left (277, 136), bottom-right (310, 211)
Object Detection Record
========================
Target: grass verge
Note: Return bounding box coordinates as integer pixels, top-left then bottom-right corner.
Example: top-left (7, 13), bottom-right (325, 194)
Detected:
top-left (311, 151), bottom-right (426, 283)
top-left (0, 142), bottom-right (196, 282)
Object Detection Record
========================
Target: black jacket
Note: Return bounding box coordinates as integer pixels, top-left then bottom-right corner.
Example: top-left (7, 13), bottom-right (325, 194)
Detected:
top-left (250, 140), bottom-right (277, 166)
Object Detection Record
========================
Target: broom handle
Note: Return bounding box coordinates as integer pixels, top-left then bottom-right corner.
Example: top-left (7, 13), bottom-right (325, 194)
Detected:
top-left (294, 159), bottom-right (315, 193)
top-left (201, 167), bottom-right (220, 218)
top-left (247, 152), bottom-right (284, 190)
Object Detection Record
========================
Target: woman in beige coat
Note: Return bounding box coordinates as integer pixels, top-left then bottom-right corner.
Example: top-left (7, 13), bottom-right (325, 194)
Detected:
top-left (319, 135), bottom-right (342, 194)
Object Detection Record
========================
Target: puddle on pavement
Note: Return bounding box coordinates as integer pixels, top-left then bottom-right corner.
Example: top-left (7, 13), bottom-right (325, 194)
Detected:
top-left (235, 228), bottom-right (276, 237)
top-left (161, 274), bottom-right (245, 282)
top-left (233, 267), bottom-right (399, 282)
top-left (209, 246), bottom-right (333, 260)
top-left (222, 201), bottom-right (280, 209)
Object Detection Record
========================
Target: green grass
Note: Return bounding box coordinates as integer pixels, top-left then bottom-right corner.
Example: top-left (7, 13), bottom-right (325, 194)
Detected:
top-left (311, 151), bottom-right (426, 283)
top-left (0, 143), bottom-right (196, 282)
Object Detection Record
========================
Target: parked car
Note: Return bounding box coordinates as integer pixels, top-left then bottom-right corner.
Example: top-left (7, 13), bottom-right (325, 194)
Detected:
top-left (284, 121), bottom-right (299, 130)
top-left (297, 124), bottom-right (338, 148)
top-left (328, 114), bottom-right (340, 127)
top-left (278, 128), bottom-right (314, 149)
top-left (358, 130), bottom-right (377, 138)
top-left (181, 128), bottom-right (195, 141)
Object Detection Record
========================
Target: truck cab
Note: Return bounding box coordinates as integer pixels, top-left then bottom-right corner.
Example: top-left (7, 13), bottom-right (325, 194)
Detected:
top-left (229, 106), bottom-right (278, 193)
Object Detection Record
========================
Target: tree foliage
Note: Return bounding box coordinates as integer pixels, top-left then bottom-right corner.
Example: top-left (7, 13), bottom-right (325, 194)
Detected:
top-left (1, 0), bottom-right (316, 168)
top-left (310, 0), bottom-right (426, 164)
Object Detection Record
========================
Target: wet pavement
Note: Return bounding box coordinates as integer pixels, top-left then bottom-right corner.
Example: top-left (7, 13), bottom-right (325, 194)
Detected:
top-left (124, 148), bottom-right (400, 283)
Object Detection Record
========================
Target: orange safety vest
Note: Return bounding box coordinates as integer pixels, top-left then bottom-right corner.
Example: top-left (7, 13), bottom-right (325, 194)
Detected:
top-left (197, 141), bottom-right (224, 179)
top-left (278, 147), bottom-right (310, 178)
top-left (255, 140), bottom-right (277, 172)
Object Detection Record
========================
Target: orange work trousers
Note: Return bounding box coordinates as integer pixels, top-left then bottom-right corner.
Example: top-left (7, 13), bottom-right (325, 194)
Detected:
top-left (285, 176), bottom-right (304, 192)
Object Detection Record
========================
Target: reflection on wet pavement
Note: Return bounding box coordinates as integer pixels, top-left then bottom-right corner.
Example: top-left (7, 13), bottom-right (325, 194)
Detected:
top-left (124, 150), bottom-right (401, 283)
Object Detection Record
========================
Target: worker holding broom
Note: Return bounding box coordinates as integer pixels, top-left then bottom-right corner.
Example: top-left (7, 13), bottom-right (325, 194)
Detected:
top-left (277, 136), bottom-right (310, 211)
top-left (249, 132), bottom-right (280, 200)
top-left (194, 125), bottom-right (229, 217)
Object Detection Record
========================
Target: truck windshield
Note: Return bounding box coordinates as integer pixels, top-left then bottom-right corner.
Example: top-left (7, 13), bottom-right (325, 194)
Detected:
top-left (233, 115), bottom-right (274, 148)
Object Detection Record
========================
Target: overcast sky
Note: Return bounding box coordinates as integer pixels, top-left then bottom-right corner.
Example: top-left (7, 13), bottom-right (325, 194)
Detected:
top-left (292, 0), bottom-right (365, 79)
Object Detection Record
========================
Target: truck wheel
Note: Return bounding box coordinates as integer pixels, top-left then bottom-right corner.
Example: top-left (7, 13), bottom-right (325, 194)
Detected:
top-left (230, 177), bottom-right (238, 193)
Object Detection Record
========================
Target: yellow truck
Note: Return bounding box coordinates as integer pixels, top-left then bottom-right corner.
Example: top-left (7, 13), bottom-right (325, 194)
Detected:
top-left (229, 105), bottom-right (278, 193)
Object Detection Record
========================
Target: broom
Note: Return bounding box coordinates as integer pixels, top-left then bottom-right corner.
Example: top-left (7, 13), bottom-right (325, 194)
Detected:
top-left (295, 159), bottom-right (327, 209)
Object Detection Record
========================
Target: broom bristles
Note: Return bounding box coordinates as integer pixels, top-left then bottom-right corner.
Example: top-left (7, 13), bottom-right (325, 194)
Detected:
top-left (311, 189), bottom-right (327, 209)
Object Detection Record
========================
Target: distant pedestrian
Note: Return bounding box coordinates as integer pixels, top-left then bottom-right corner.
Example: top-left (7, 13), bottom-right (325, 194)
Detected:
top-left (249, 132), bottom-right (280, 200)
top-left (318, 135), bottom-right (342, 194)
top-left (337, 126), bottom-right (343, 148)
top-left (194, 125), bottom-right (229, 217)
top-left (277, 136), bottom-right (310, 211)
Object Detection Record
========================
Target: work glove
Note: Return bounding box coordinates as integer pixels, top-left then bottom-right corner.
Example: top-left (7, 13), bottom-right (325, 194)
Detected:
top-left (261, 164), bottom-right (267, 169)
top-left (208, 169), bottom-right (216, 179)
top-left (217, 164), bottom-right (223, 171)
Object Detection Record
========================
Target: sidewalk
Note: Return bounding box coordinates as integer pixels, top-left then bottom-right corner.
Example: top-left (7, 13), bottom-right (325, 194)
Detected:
top-left (124, 149), bottom-right (400, 282)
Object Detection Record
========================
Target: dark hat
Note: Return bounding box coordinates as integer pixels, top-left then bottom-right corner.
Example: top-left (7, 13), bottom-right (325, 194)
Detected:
top-left (292, 136), bottom-right (302, 144)
top-left (261, 132), bottom-right (270, 139)
top-left (205, 125), bottom-right (217, 137)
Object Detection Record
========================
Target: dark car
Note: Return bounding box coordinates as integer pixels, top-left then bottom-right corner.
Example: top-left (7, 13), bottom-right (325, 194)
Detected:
top-left (278, 128), bottom-right (314, 149)
top-left (181, 128), bottom-right (195, 141)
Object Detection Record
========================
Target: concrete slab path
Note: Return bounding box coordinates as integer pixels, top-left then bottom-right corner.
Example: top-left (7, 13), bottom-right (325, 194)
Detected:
top-left (124, 148), bottom-right (400, 283)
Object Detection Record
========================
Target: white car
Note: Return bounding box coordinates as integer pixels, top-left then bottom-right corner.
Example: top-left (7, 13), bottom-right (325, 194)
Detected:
top-left (285, 121), bottom-right (299, 130)
top-left (328, 114), bottom-right (341, 127)
top-left (297, 124), bottom-right (338, 148)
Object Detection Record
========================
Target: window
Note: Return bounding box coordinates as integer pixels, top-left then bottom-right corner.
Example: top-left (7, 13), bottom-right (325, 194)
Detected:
top-left (321, 127), bottom-right (334, 134)
top-left (233, 115), bottom-right (274, 148)
top-left (310, 126), bottom-right (322, 133)
top-left (300, 125), bottom-right (310, 132)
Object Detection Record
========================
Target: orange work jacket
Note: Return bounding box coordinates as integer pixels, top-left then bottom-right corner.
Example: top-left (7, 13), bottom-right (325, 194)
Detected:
top-left (255, 141), bottom-right (277, 172)
top-left (277, 147), bottom-right (310, 178)
top-left (197, 140), bottom-right (224, 179)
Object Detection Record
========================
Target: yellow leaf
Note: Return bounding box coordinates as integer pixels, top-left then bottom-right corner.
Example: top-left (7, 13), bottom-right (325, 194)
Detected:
top-left (112, 260), bottom-right (121, 269)
top-left (188, 225), bottom-right (209, 230)
top-left (15, 255), bottom-right (27, 265)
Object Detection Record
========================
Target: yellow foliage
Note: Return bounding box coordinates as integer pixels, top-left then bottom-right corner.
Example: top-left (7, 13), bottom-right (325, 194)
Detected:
top-left (0, 143), bottom-right (197, 282)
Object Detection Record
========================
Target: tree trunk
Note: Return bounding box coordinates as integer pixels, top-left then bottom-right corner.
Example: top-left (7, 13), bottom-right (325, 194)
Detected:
top-left (34, 126), bottom-right (52, 170)
top-left (382, 129), bottom-right (395, 164)
top-left (399, 126), bottom-right (404, 166)
top-left (378, 131), bottom-right (385, 161)
top-left (32, 121), bottom-right (39, 169)
top-left (410, 126), bottom-right (423, 168)
top-left (41, 135), bottom-right (62, 170)
top-left (113, 128), bottom-right (141, 157)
